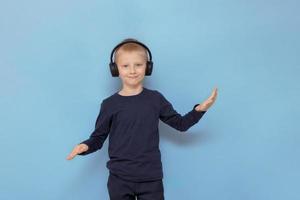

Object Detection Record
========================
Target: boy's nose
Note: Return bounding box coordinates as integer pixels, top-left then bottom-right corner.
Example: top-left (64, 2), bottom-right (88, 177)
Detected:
top-left (129, 66), bottom-right (136, 73)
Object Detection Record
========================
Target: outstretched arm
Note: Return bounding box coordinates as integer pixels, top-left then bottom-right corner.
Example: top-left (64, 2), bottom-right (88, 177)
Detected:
top-left (66, 100), bottom-right (112, 160)
top-left (158, 87), bottom-right (218, 132)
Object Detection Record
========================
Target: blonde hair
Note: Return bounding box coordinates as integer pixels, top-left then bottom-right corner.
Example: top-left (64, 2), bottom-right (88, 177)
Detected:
top-left (114, 43), bottom-right (148, 64)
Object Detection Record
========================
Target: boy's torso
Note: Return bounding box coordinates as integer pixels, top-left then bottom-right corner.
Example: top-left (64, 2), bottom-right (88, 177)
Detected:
top-left (103, 87), bottom-right (164, 182)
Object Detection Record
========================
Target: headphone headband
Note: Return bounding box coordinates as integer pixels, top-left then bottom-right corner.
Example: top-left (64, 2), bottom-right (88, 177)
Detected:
top-left (110, 38), bottom-right (152, 63)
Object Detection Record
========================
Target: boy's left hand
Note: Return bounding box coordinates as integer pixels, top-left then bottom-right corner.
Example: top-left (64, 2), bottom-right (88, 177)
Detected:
top-left (195, 87), bottom-right (218, 112)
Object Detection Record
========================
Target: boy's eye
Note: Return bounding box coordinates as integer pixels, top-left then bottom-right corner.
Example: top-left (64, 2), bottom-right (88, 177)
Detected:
top-left (122, 64), bottom-right (143, 67)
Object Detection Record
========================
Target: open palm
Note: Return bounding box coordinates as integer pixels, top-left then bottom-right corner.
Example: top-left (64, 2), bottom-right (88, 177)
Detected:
top-left (195, 87), bottom-right (218, 111)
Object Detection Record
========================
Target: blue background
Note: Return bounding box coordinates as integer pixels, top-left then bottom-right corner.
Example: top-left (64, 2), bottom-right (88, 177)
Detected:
top-left (1, 0), bottom-right (299, 199)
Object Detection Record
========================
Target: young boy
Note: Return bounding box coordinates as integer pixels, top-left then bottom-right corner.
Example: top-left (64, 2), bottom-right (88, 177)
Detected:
top-left (66, 38), bottom-right (218, 200)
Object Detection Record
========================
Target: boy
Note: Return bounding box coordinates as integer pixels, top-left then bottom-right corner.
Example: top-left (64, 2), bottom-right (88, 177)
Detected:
top-left (66, 38), bottom-right (218, 200)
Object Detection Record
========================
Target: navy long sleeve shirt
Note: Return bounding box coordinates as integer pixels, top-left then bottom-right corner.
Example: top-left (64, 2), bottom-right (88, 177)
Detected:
top-left (78, 87), bottom-right (206, 182)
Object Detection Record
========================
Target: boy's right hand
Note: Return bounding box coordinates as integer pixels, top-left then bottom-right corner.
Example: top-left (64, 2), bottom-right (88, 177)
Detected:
top-left (66, 143), bottom-right (89, 160)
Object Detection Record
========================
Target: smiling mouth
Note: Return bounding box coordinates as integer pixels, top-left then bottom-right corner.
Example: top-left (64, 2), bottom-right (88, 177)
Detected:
top-left (129, 76), bottom-right (138, 78)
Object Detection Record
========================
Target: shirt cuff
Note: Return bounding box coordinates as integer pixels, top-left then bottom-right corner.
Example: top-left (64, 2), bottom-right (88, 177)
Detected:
top-left (191, 104), bottom-right (206, 120)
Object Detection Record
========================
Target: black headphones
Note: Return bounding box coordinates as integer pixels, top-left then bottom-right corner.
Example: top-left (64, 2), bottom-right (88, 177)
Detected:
top-left (109, 38), bottom-right (153, 77)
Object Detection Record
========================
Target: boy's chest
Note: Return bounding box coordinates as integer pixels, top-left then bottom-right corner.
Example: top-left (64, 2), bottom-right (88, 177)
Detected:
top-left (112, 99), bottom-right (160, 123)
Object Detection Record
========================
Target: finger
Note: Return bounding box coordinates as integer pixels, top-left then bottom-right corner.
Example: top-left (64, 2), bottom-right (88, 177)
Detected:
top-left (206, 97), bottom-right (216, 105)
top-left (66, 152), bottom-right (76, 160)
top-left (208, 94), bottom-right (216, 101)
top-left (210, 88), bottom-right (218, 99)
top-left (212, 88), bottom-right (218, 96)
top-left (67, 148), bottom-right (79, 160)
top-left (66, 153), bottom-right (74, 160)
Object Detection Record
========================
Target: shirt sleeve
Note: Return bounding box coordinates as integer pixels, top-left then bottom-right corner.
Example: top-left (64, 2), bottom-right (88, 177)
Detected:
top-left (78, 100), bottom-right (112, 155)
top-left (158, 92), bottom-right (206, 132)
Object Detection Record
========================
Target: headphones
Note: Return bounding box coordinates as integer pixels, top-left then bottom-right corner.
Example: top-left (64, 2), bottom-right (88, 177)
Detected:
top-left (109, 38), bottom-right (153, 77)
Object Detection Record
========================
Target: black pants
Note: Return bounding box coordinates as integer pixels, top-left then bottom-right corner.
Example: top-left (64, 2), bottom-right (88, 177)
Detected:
top-left (107, 173), bottom-right (165, 200)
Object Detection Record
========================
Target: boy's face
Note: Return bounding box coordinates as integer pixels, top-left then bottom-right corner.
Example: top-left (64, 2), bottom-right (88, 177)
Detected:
top-left (115, 51), bottom-right (147, 88)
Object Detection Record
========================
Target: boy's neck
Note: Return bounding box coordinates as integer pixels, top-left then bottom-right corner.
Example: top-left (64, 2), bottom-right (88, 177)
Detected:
top-left (119, 85), bottom-right (144, 96)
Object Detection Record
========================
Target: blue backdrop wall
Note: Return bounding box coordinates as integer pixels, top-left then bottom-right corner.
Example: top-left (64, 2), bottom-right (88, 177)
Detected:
top-left (1, 0), bottom-right (299, 199)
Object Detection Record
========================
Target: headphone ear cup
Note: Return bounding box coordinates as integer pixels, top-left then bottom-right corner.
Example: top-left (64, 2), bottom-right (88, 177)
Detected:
top-left (145, 61), bottom-right (153, 76)
top-left (109, 62), bottom-right (119, 77)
